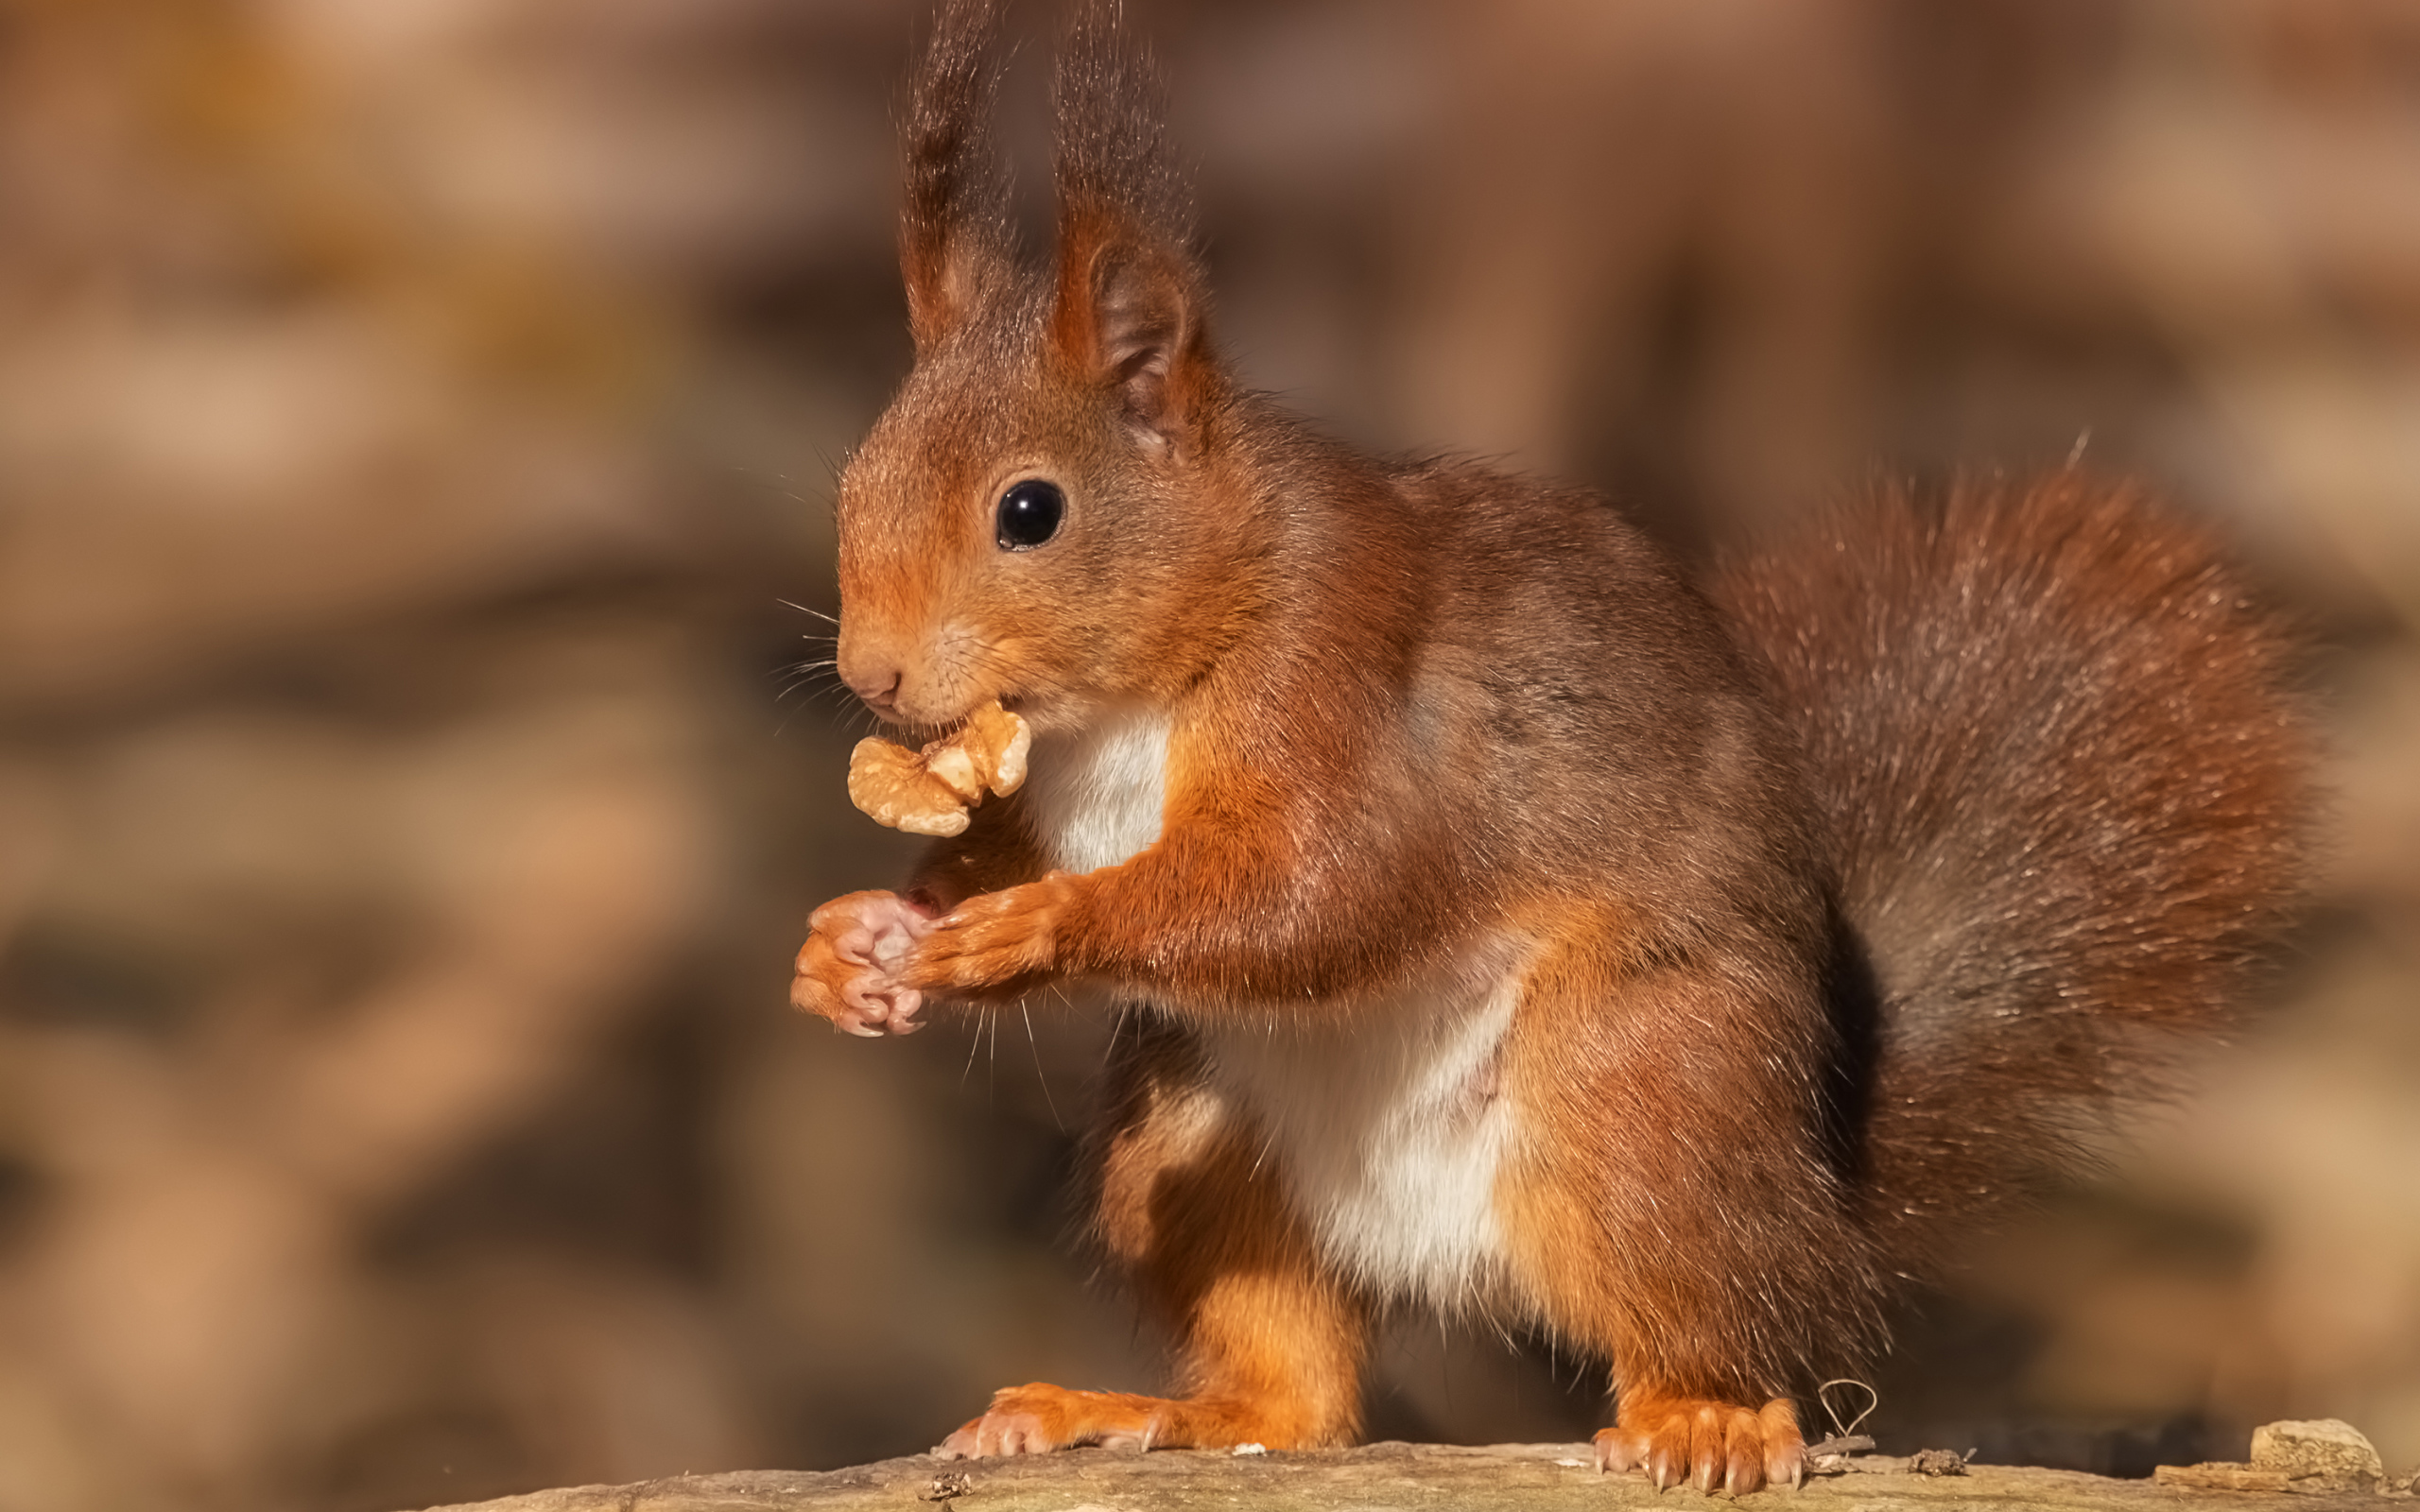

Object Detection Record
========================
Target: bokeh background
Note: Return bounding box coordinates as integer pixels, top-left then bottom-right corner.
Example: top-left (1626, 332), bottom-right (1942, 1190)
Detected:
top-left (1, 1), bottom-right (2416, 1508)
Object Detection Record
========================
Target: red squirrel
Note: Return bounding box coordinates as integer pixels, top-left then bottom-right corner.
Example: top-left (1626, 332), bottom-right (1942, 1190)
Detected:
top-left (789, 1), bottom-right (2314, 1493)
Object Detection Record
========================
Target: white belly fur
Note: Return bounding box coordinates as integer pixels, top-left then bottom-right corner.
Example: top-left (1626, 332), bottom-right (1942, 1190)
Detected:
top-left (1023, 707), bottom-right (1518, 1310)
top-left (1201, 955), bottom-right (1518, 1311)
top-left (1022, 709), bottom-right (1172, 873)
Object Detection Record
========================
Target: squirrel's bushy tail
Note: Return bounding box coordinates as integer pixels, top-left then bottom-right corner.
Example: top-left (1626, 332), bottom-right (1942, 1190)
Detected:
top-left (1713, 472), bottom-right (2316, 1275)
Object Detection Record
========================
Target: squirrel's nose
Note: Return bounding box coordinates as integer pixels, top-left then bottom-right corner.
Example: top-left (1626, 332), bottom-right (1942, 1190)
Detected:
top-left (842, 662), bottom-right (903, 712)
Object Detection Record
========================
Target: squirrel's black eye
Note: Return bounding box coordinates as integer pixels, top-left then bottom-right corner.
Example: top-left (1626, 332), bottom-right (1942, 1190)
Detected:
top-left (995, 478), bottom-right (1065, 551)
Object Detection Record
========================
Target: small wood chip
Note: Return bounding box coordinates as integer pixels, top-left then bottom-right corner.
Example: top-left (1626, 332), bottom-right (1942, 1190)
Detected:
top-left (1804, 1435), bottom-right (1876, 1460)
top-left (2154, 1464), bottom-right (2293, 1493)
top-left (2253, 1418), bottom-right (2387, 1486)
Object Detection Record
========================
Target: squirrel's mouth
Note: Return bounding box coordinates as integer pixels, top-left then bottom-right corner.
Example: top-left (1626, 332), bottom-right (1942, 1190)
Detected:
top-left (896, 690), bottom-right (1021, 747)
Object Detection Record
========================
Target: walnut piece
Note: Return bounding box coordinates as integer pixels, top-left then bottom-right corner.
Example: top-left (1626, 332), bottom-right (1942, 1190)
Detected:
top-left (847, 700), bottom-right (1030, 837)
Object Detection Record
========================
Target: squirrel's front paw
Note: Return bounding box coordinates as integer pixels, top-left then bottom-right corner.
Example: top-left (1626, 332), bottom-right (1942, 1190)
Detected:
top-left (791, 890), bottom-right (937, 1035)
top-left (1595, 1394), bottom-right (1803, 1494)
top-left (906, 874), bottom-right (1076, 1000)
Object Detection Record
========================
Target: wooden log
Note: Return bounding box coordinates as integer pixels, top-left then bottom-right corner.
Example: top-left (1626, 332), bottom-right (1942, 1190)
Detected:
top-left (406, 1439), bottom-right (2409, 1512)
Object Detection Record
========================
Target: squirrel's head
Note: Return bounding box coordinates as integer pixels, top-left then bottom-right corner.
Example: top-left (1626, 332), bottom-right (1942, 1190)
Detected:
top-left (834, 0), bottom-right (1247, 735)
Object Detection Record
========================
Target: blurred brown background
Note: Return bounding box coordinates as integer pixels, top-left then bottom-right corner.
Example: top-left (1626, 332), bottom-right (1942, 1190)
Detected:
top-left (0, 1), bottom-right (2415, 1508)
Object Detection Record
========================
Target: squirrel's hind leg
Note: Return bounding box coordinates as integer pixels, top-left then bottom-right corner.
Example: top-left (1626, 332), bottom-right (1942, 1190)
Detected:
top-left (1498, 925), bottom-right (1875, 1494)
top-left (938, 1022), bottom-right (1365, 1458)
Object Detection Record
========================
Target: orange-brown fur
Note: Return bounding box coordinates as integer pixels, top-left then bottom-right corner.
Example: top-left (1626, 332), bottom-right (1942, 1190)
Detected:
top-left (790, 1), bottom-right (2314, 1495)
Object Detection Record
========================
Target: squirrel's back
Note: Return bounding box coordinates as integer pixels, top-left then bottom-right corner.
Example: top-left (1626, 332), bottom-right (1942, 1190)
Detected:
top-left (1711, 472), bottom-right (2315, 1273)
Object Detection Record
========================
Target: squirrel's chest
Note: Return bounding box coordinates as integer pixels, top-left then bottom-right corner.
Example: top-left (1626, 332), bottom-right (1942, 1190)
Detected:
top-left (1200, 953), bottom-right (1522, 1311)
top-left (1027, 708), bottom-right (1521, 1307)
top-left (1021, 711), bottom-right (1171, 873)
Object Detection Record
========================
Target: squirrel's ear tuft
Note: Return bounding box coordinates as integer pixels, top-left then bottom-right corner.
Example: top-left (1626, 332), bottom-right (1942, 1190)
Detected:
top-left (901, 0), bottom-right (1011, 351)
top-left (1046, 1), bottom-right (1218, 451)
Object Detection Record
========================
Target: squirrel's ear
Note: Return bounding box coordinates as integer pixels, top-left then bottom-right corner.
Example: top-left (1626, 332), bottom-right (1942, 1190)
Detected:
top-left (1050, 219), bottom-right (1214, 450)
top-left (903, 218), bottom-right (1002, 352)
top-left (1046, 5), bottom-right (1213, 451)
top-left (900, 0), bottom-right (1010, 351)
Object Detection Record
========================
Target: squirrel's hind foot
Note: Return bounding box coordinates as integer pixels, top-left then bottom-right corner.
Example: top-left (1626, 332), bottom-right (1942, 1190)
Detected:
top-left (1596, 1394), bottom-right (1804, 1494)
top-left (934, 1382), bottom-right (1317, 1458)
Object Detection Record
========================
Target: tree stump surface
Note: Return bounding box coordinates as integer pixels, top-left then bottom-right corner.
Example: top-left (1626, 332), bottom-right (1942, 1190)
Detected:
top-left (407, 1440), bottom-right (2406, 1512)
